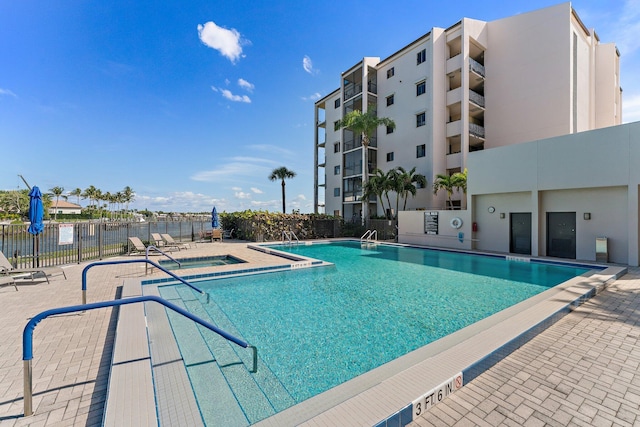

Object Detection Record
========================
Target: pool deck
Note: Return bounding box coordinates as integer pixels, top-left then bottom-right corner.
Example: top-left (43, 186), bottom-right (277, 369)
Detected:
top-left (0, 240), bottom-right (639, 426)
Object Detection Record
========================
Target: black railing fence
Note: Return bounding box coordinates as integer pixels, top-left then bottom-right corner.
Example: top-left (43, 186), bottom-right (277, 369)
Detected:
top-left (0, 221), bottom-right (212, 269)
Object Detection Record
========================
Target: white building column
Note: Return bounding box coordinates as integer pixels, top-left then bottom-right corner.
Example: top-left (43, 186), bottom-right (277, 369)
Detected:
top-left (531, 190), bottom-right (540, 257)
top-left (629, 185), bottom-right (639, 266)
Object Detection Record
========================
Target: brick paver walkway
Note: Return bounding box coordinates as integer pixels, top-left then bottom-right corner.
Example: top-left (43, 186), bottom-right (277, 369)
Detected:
top-left (1, 243), bottom-right (639, 426)
top-left (411, 267), bottom-right (640, 427)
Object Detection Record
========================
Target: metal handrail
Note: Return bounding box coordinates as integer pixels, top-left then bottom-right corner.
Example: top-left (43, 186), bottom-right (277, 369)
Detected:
top-left (281, 230), bottom-right (300, 245)
top-left (22, 295), bottom-right (258, 416)
top-left (81, 259), bottom-right (208, 305)
top-left (360, 230), bottom-right (377, 242)
top-left (144, 245), bottom-right (181, 274)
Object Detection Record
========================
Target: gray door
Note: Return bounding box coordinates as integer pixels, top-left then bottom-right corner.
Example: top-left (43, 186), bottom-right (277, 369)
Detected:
top-left (546, 212), bottom-right (576, 259)
top-left (510, 213), bottom-right (531, 255)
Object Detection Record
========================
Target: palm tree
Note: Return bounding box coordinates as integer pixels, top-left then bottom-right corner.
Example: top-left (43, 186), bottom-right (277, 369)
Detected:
top-left (396, 167), bottom-right (427, 212)
top-left (48, 186), bottom-right (65, 221)
top-left (339, 110), bottom-right (395, 219)
top-left (69, 187), bottom-right (82, 206)
top-left (122, 186), bottom-right (135, 220)
top-left (433, 174), bottom-right (457, 209)
top-left (82, 185), bottom-right (98, 210)
top-left (452, 168), bottom-right (467, 194)
top-left (269, 167), bottom-right (296, 213)
top-left (362, 169), bottom-right (389, 218)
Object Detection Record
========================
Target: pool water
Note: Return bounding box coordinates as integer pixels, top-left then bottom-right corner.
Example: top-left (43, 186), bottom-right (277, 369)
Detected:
top-left (159, 255), bottom-right (244, 270)
top-left (159, 241), bottom-right (590, 423)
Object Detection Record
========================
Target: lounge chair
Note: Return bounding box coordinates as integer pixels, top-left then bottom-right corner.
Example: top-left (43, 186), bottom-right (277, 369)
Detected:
top-left (0, 251), bottom-right (67, 283)
top-left (128, 237), bottom-right (149, 255)
top-left (222, 228), bottom-right (234, 239)
top-left (151, 233), bottom-right (165, 247)
top-left (161, 234), bottom-right (191, 250)
top-left (211, 229), bottom-right (223, 242)
top-left (0, 275), bottom-right (17, 291)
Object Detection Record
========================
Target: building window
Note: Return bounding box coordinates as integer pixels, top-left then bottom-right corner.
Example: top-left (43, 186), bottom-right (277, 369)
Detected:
top-left (334, 98), bottom-right (340, 108)
top-left (417, 49), bottom-right (426, 65)
top-left (334, 165), bottom-right (340, 175)
top-left (386, 152), bottom-right (394, 162)
top-left (416, 112), bottom-right (426, 127)
top-left (416, 80), bottom-right (426, 96)
top-left (416, 144), bottom-right (426, 158)
top-left (387, 67), bottom-right (395, 78)
top-left (334, 121), bottom-right (340, 131)
top-left (386, 125), bottom-right (394, 134)
top-left (334, 187), bottom-right (340, 197)
top-left (334, 142), bottom-right (340, 153)
top-left (386, 94), bottom-right (394, 106)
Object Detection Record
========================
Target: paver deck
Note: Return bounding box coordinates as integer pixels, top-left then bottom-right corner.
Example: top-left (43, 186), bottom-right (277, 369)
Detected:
top-left (0, 240), bottom-right (639, 426)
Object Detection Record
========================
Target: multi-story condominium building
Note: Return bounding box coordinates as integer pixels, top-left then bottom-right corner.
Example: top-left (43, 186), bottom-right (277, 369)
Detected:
top-left (313, 2), bottom-right (621, 218)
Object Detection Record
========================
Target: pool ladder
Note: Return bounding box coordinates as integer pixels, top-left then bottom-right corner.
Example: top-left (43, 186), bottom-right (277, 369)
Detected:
top-left (282, 229), bottom-right (300, 245)
top-left (361, 229), bottom-right (377, 245)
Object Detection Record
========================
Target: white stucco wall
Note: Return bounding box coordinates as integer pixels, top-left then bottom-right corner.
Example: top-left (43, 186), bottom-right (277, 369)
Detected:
top-left (398, 210), bottom-right (472, 250)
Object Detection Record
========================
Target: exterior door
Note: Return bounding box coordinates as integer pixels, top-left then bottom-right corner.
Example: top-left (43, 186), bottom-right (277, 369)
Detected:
top-left (510, 213), bottom-right (531, 255)
top-left (547, 212), bottom-right (576, 259)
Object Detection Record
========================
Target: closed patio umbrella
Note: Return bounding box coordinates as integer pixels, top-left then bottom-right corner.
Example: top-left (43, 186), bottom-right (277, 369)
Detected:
top-left (27, 186), bottom-right (44, 268)
top-left (212, 206), bottom-right (219, 229)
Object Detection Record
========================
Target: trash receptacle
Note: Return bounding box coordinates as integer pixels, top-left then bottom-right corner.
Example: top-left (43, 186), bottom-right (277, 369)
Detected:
top-left (596, 237), bottom-right (608, 263)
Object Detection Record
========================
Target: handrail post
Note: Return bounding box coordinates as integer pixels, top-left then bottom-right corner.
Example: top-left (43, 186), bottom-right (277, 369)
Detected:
top-left (24, 360), bottom-right (32, 416)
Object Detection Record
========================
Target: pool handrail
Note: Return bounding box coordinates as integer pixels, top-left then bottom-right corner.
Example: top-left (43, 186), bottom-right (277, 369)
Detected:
top-left (22, 295), bottom-right (258, 417)
top-left (282, 229), bottom-right (299, 245)
top-left (360, 229), bottom-right (377, 242)
top-left (145, 245), bottom-right (181, 273)
top-left (81, 259), bottom-right (207, 305)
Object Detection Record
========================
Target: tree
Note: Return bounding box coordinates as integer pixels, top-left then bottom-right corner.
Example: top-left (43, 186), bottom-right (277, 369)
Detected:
top-left (82, 185), bottom-right (98, 210)
top-left (362, 169), bottom-right (390, 218)
top-left (69, 188), bottom-right (82, 206)
top-left (452, 168), bottom-right (468, 194)
top-left (48, 186), bottom-right (65, 221)
top-left (395, 167), bottom-right (427, 212)
top-left (339, 110), bottom-right (395, 220)
top-left (433, 174), bottom-right (457, 209)
top-left (122, 186), bottom-right (135, 219)
top-left (269, 167), bottom-right (296, 213)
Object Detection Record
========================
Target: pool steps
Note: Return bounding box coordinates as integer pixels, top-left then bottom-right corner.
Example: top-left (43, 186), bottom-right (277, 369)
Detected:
top-left (161, 285), bottom-right (295, 425)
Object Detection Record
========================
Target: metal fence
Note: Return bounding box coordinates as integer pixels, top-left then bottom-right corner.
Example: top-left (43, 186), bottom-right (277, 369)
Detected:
top-left (0, 221), bottom-right (212, 269)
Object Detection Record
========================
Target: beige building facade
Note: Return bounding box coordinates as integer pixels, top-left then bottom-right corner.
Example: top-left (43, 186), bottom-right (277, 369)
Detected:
top-left (314, 2), bottom-right (621, 219)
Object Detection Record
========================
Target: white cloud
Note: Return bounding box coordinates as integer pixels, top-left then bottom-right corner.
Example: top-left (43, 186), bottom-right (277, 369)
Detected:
top-left (191, 159), bottom-right (273, 183)
top-left (235, 191), bottom-right (251, 199)
top-left (0, 88), bottom-right (17, 98)
top-left (303, 55), bottom-right (315, 74)
top-left (238, 78), bottom-right (254, 92)
top-left (197, 21), bottom-right (245, 63)
top-left (614, 0), bottom-right (640, 54)
top-left (213, 87), bottom-right (251, 103)
top-left (250, 200), bottom-right (279, 209)
top-left (231, 186), bottom-right (242, 191)
top-left (250, 187), bottom-right (263, 194)
top-left (246, 145), bottom-right (295, 158)
top-left (302, 92), bottom-right (321, 102)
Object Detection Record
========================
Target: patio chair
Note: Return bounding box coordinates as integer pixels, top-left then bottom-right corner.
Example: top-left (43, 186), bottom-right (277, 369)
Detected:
top-left (161, 234), bottom-right (191, 250)
top-left (0, 275), bottom-right (18, 291)
top-left (0, 251), bottom-right (67, 283)
top-left (222, 228), bottom-right (234, 239)
top-left (151, 233), bottom-right (165, 247)
top-left (211, 229), bottom-right (223, 242)
top-left (128, 237), bottom-right (149, 255)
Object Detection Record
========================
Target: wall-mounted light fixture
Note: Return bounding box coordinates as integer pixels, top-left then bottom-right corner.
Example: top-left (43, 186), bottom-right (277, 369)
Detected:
top-left (500, 213), bottom-right (505, 219)
top-left (584, 213), bottom-right (591, 220)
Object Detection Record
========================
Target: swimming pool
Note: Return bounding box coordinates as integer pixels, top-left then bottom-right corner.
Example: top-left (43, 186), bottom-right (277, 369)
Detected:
top-left (159, 255), bottom-right (245, 270)
top-left (159, 241), bottom-right (591, 425)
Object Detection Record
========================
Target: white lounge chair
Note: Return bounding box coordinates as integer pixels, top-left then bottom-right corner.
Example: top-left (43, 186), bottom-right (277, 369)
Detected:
top-left (0, 275), bottom-right (17, 291)
top-left (161, 234), bottom-right (191, 250)
top-left (0, 251), bottom-right (66, 283)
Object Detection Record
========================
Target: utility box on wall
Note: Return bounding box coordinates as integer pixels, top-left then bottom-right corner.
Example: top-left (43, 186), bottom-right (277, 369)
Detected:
top-left (596, 237), bottom-right (608, 263)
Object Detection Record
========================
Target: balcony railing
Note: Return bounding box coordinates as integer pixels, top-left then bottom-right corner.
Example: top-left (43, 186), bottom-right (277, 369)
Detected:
top-left (343, 191), bottom-right (363, 203)
top-left (344, 83), bottom-right (363, 100)
top-left (343, 135), bottom-right (376, 151)
top-left (469, 123), bottom-right (485, 138)
top-left (469, 58), bottom-right (485, 77)
top-left (343, 163), bottom-right (363, 177)
top-left (469, 89), bottom-right (485, 108)
top-left (367, 81), bottom-right (377, 94)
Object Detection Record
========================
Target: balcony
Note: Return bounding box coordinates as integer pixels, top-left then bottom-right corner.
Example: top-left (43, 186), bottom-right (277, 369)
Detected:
top-left (469, 89), bottom-right (485, 108)
top-left (446, 152), bottom-right (462, 170)
top-left (317, 119), bottom-right (326, 128)
top-left (446, 87), bottom-right (462, 106)
top-left (469, 123), bottom-right (485, 139)
top-left (446, 120), bottom-right (462, 138)
top-left (318, 157), bottom-right (326, 167)
top-left (446, 54), bottom-right (462, 74)
top-left (343, 163), bottom-right (363, 177)
top-left (343, 135), bottom-right (377, 151)
top-left (367, 81), bottom-right (377, 94)
top-left (344, 83), bottom-right (362, 101)
top-left (469, 58), bottom-right (485, 77)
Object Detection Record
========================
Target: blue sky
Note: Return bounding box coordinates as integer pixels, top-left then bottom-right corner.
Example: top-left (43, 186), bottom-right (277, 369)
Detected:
top-left (1, 0), bottom-right (638, 214)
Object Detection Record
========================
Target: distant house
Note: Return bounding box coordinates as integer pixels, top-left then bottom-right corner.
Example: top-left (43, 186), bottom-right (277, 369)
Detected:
top-left (49, 200), bottom-right (82, 215)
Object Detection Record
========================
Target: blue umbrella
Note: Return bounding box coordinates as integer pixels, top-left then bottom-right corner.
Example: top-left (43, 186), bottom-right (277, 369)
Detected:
top-left (211, 206), bottom-right (219, 229)
top-left (27, 186), bottom-right (44, 235)
top-left (27, 186), bottom-right (44, 268)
